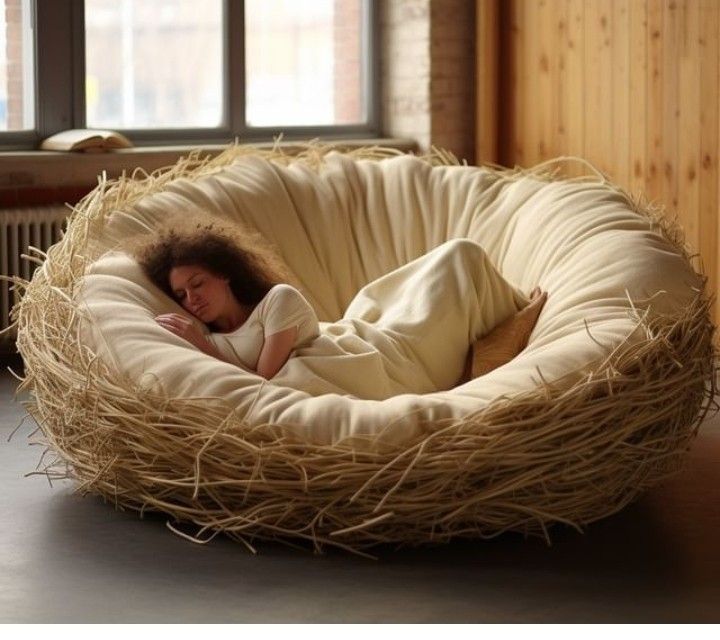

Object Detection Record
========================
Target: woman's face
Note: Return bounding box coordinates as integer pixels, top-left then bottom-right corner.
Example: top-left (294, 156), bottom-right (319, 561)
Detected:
top-left (169, 264), bottom-right (230, 323)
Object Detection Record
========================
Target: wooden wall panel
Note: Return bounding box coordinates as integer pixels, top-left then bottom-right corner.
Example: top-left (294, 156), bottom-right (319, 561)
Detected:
top-left (661, 1), bottom-right (680, 222)
top-left (646, 1), bottom-right (664, 198)
top-left (565, 0), bottom-right (585, 177)
top-left (698, 0), bottom-right (719, 309)
top-left (486, 0), bottom-right (720, 327)
top-left (585, 1), bottom-right (615, 178)
top-left (612, 0), bottom-right (630, 186)
top-left (628, 0), bottom-right (648, 198)
top-left (678, 0), bottom-right (700, 255)
top-left (524, 0), bottom-right (540, 164)
top-left (536, 0), bottom-right (555, 159)
top-left (476, 0), bottom-right (498, 163)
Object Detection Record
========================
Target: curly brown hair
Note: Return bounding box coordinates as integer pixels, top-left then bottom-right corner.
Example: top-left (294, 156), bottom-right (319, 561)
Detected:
top-left (130, 213), bottom-right (293, 309)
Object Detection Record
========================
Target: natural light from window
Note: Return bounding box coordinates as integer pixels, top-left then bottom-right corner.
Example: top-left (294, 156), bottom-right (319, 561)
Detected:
top-left (1, 0), bottom-right (368, 135)
top-left (84, 0), bottom-right (223, 129)
top-left (0, 0), bottom-right (34, 131)
top-left (245, 0), bottom-right (364, 127)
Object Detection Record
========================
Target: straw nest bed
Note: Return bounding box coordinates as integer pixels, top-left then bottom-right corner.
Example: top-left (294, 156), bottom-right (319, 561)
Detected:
top-left (4, 140), bottom-right (719, 560)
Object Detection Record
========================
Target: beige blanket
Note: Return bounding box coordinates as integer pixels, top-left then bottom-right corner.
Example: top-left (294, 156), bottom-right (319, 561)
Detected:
top-left (274, 238), bottom-right (529, 398)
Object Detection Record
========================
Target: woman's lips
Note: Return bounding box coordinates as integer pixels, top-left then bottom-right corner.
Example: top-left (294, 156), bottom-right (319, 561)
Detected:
top-left (194, 303), bottom-right (207, 315)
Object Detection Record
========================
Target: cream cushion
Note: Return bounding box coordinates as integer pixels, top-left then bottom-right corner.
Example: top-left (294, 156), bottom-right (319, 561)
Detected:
top-left (75, 151), bottom-right (702, 450)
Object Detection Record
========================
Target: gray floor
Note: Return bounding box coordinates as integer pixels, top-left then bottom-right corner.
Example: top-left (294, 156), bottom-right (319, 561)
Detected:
top-left (2, 355), bottom-right (719, 623)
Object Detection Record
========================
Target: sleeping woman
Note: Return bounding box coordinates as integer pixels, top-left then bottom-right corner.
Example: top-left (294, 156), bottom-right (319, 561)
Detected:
top-left (132, 218), bottom-right (547, 389)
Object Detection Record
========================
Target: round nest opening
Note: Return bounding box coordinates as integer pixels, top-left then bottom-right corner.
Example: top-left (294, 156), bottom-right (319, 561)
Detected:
top-left (7, 141), bottom-right (719, 559)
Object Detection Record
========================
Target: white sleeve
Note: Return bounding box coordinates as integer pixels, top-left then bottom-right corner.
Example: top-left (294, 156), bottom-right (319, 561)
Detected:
top-left (261, 284), bottom-right (318, 336)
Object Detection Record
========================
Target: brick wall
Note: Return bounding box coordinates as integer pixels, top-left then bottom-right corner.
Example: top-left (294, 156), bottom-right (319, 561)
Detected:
top-left (334, 0), bottom-right (363, 123)
top-left (381, 0), bottom-right (431, 150)
top-left (380, 0), bottom-right (476, 164)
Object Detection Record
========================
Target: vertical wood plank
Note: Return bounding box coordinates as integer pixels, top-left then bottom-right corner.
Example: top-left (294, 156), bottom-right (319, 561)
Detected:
top-left (476, 0), bottom-right (499, 165)
top-left (506, 0), bottom-right (525, 167)
top-left (677, 0), bottom-right (701, 268)
top-left (565, 0), bottom-right (585, 177)
top-left (661, 0), bottom-right (680, 225)
top-left (549, 0), bottom-right (562, 160)
top-left (629, 0), bottom-right (648, 199)
top-left (646, 0), bottom-right (664, 202)
top-left (698, 0), bottom-right (720, 326)
top-left (524, 0), bottom-right (540, 166)
top-left (584, 0), bottom-right (614, 178)
top-left (536, 0), bottom-right (556, 160)
top-left (556, 0), bottom-right (568, 158)
top-left (612, 0), bottom-right (631, 188)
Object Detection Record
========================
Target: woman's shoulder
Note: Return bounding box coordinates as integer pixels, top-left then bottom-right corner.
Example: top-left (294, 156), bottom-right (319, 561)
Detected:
top-left (264, 283), bottom-right (308, 304)
top-left (268, 282), bottom-right (300, 295)
top-left (260, 283), bottom-right (316, 319)
top-left (259, 282), bottom-right (320, 338)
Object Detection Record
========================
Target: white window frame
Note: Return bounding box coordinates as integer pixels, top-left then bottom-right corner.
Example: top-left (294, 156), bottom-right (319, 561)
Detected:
top-left (0, 0), bottom-right (381, 150)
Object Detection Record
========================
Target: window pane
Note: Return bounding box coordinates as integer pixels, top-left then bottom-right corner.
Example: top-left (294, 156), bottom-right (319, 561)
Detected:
top-left (85, 0), bottom-right (223, 129)
top-left (245, 0), bottom-right (365, 127)
top-left (0, 0), bottom-right (34, 131)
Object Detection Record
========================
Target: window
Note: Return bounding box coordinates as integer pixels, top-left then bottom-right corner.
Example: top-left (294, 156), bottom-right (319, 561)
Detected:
top-left (245, 0), bottom-right (366, 127)
top-left (0, 0), bottom-right (34, 132)
top-left (85, 0), bottom-right (224, 129)
top-left (0, 0), bottom-right (379, 150)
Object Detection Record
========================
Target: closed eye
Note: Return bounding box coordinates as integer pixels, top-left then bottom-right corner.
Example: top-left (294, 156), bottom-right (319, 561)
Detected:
top-left (174, 277), bottom-right (203, 300)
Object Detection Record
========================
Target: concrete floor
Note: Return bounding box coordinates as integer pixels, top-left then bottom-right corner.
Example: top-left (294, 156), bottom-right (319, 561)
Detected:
top-left (1, 355), bottom-right (719, 623)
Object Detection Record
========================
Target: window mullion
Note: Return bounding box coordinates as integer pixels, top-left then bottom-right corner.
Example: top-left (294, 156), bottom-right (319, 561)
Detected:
top-left (367, 0), bottom-right (380, 132)
top-left (34, 0), bottom-right (80, 140)
top-left (227, 0), bottom-right (246, 139)
top-left (72, 0), bottom-right (86, 128)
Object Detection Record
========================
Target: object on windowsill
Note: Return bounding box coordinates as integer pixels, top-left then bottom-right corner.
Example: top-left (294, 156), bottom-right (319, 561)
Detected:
top-left (40, 128), bottom-right (133, 153)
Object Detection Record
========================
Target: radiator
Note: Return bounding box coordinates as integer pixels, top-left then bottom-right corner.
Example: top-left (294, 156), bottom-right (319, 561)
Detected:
top-left (0, 206), bottom-right (68, 350)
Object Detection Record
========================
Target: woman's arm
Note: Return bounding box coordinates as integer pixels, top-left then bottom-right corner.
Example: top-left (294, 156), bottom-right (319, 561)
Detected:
top-left (155, 313), bottom-right (247, 368)
top-left (256, 325), bottom-right (298, 379)
top-left (155, 312), bottom-right (278, 375)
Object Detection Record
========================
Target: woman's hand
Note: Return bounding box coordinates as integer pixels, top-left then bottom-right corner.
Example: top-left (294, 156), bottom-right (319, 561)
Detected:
top-left (154, 313), bottom-right (209, 352)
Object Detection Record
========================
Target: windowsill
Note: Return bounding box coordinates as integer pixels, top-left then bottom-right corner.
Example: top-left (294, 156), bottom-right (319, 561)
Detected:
top-left (0, 137), bottom-right (418, 191)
